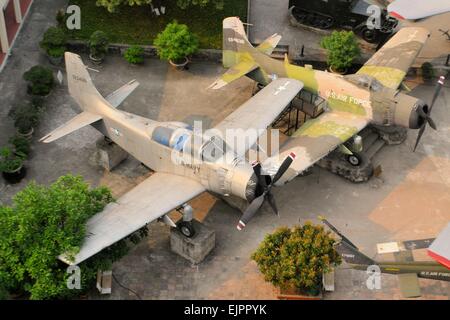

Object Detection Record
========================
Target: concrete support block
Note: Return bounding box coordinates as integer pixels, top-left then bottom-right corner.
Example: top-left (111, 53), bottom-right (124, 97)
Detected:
top-left (91, 139), bottom-right (128, 171)
top-left (170, 220), bottom-right (215, 264)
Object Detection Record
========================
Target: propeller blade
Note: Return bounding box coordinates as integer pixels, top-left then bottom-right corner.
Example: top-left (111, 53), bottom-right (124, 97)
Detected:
top-left (413, 124), bottom-right (426, 152)
top-left (237, 194), bottom-right (265, 231)
top-left (428, 76), bottom-right (445, 114)
top-left (252, 161), bottom-right (266, 188)
top-left (272, 152), bottom-right (296, 185)
top-left (266, 192), bottom-right (279, 216)
top-left (427, 117), bottom-right (437, 130)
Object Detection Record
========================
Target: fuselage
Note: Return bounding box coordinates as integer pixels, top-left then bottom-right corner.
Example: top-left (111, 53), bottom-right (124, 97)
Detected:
top-left (243, 50), bottom-right (426, 130)
top-left (89, 102), bottom-right (257, 202)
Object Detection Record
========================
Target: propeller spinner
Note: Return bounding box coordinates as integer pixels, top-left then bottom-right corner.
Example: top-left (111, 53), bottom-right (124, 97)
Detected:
top-left (237, 152), bottom-right (296, 231)
top-left (413, 76), bottom-right (445, 152)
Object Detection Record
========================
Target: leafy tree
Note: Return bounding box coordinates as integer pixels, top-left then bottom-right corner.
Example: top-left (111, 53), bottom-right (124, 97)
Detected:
top-left (0, 175), bottom-right (148, 299)
top-left (95, 0), bottom-right (223, 12)
top-left (252, 223), bottom-right (341, 295)
top-left (154, 21), bottom-right (198, 62)
top-left (321, 31), bottom-right (360, 72)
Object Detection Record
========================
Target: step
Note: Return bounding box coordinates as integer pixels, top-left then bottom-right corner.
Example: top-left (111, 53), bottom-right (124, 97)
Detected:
top-left (365, 139), bottom-right (386, 160)
top-left (363, 132), bottom-right (380, 152)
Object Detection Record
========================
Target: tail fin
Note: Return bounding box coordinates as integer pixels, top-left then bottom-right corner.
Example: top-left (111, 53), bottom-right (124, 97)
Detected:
top-left (222, 17), bottom-right (257, 68)
top-left (320, 217), bottom-right (375, 266)
top-left (65, 52), bottom-right (109, 113)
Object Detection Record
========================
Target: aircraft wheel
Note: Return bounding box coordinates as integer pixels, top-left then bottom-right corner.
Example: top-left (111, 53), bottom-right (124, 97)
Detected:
top-left (178, 221), bottom-right (195, 238)
top-left (346, 153), bottom-right (362, 167)
top-left (361, 28), bottom-right (379, 43)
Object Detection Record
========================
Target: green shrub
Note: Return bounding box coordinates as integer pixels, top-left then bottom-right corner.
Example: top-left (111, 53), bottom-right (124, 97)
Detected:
top-left (23, 66), bottom-right (54, 96)
top-left (421, 62), bottom-right (435, 81)
top-left (154, 21), bottom-right (199, 62)
top-left (89, 30), bottom-right (109, 59)
top-left (12, 104), bottom-right (40, 134)
top-left (0, 175), bottom-right (148, 299)
top-left (9, 135), bottom-right (31, 156)
top-left (321, 31), bottom-right (360, 72)
top-left (252, 223), bottom-right (341, 294)
top-left (0, 147), bottom-right (24, 173)
top-left (124, 45), bottom-right (145, 64)
top-left (40, 27), bottom-right (67, 58)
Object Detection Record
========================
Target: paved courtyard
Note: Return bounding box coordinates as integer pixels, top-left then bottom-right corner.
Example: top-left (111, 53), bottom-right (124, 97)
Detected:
top-left (0, 1), bottom-right (449, 300)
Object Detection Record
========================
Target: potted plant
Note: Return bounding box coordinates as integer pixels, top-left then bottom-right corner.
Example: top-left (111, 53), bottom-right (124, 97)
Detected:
top-left (40, 27), bottom-right (67, 65)
top-left (321, 31), bottom-right (360, 74)
top-left (9, 134), bottom-right (31, 157)
top-left (12, 104), bottom-right (39, 139)
top-left (252, 223), bottom-right (341, 298)
top-left (124, 45), bottom-right (145, 65)
top-left (421, 62), bottom-right (435, 83)
top-left (23, 66), bottom-right (55, 97)
top-left (89, 31), bottom-right (109, 64)
top-left (0, 146), bottom-right (26, 184)
top-left (154, 21), bottom-right (199, 69)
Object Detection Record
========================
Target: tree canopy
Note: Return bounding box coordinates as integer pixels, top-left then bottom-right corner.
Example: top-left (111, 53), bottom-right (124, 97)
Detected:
top-left (320, 31), bottom-right (361, 72)
top-left (252, 223), bottom-right (341, 294)
top-left (0, 175), bottom-right (147, 299)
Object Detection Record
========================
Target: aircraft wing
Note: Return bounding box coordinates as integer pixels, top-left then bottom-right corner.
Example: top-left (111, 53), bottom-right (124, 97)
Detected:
top-left (264, 111), bottom-right (369, 184)
top-left (209, 60), bottom-right (258, 89)
top-left (213, 78), bottom-right (303, 156)
top-left (388, 0), bottom-right (450, 20)
top-left (59, 173), bottom-right (206, 265)
top-left (256, 33), bottom-right (282, 56)
top-left (398, 273), bottom-right (421, 298)
top-left (357, 27), bottom-right (430, 89)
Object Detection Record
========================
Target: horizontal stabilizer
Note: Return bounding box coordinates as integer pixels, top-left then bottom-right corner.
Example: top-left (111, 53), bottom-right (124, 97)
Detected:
top-left (398, 273), bottom-right (421, 298)
top-left (209, 60), bottom-right (258, 89)
top-left (256, 33), bottom-right (282, 56)
top-left (105, 79), bottom-right (140, 108)
top-left (40, 111), bottom-right (102, 143)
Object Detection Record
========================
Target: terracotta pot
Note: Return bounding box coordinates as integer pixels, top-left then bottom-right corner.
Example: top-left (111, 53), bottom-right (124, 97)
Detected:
top-left (17, 127), bottom-right (34, 141)
top-left (89, 53), bottom-right (104, 65)
top-left (2, 165), bottom-right (26, 184)
top-left (169, 57), bottom-right (189, 70)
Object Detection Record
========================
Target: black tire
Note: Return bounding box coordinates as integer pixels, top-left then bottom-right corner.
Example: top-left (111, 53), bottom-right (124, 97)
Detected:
top-left (361, 28), bottom-right (379, 43)
top-left (178, 221), bottom-right (195, 238)
top-left (346, 153), bottom-right (362, 167)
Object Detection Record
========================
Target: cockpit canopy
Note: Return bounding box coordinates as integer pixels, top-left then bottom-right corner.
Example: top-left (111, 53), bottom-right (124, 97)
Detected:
top-left (344, 74), bottom-right (383, 92)
top-left (151, 122), bottom-right (192, 151)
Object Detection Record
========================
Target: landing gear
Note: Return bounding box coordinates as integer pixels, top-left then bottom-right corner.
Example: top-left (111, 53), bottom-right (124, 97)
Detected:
top-left (176, 204), bottom-right (196, 238)
top-left (177, 221), bottom-right (195, 238)
top-left (346, 153), bottom-right (362, 167)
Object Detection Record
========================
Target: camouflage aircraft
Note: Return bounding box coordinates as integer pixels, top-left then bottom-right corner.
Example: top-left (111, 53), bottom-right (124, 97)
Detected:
top-left (41, 52), bottom-right (303, 265)
top-left (210, 17), bottom-right (446, 182)
top-left (320, 217), bottom-right (450, 298)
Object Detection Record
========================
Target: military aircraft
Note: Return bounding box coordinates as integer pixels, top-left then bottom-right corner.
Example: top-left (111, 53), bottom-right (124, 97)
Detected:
top-left (210, 17), bottom-right (446, 177)
top-left (41, 52), bottom-right (304, 265)
top-left (388, 0), bottom-right (450, 20)
top-left (320, 217), bottom-right (450, 298)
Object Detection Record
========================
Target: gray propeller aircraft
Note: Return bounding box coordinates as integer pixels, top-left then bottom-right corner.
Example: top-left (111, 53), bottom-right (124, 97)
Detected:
top-left (321, 217), bottom-right (450, 298)
top-left (41, 52), bottom-right (303, 265)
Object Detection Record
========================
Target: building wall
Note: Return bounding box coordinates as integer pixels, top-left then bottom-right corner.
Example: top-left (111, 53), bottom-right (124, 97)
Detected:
top-left (0, 0), bottom-right (33, 69)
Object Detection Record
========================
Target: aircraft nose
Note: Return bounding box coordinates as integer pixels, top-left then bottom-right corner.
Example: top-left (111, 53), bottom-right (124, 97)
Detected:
top-left (409, 102), bottom-right (428, 129)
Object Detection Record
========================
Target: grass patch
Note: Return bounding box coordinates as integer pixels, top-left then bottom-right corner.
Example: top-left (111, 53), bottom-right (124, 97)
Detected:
top-left (67, 0), bottom-right (247, 49)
